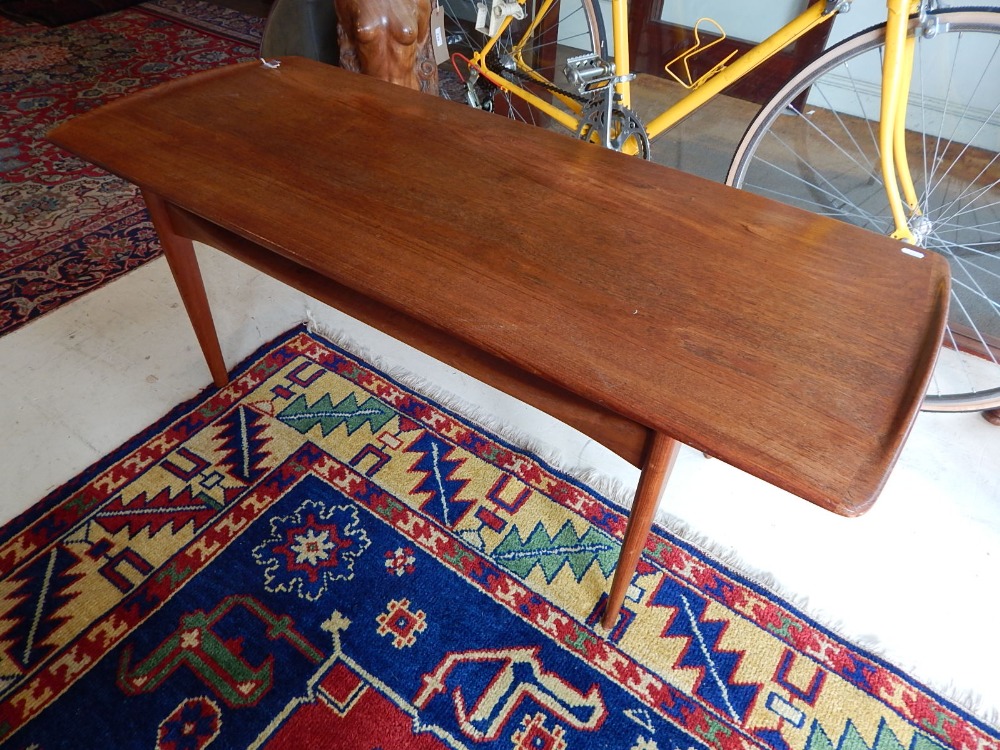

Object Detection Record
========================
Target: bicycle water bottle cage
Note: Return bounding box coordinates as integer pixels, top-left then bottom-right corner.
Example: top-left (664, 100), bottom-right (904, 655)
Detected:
top-left (564, 53), bottom-right (616, 95)
top-left (663, 17), bottom-right (737, 90)
top-left (476, 0), bottom-right (525, 37)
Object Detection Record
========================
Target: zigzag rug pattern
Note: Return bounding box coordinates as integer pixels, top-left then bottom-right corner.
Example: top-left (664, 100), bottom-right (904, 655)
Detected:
top-left (0, 327), bottom-right (995, 749)
top-left (0, 0), bottom-right (261, 337)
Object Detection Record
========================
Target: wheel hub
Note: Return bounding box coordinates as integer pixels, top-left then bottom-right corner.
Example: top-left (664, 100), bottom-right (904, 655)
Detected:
top-left (909, 214), bottom-right (934, 247)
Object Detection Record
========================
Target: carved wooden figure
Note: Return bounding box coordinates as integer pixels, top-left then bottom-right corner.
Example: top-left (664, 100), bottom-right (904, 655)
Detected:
top-left (334, 0), bottom-right (439, 94)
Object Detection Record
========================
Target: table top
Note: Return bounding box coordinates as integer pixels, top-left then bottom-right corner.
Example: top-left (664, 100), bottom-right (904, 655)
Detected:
top-left (48, 57), bottom-right (950, 516)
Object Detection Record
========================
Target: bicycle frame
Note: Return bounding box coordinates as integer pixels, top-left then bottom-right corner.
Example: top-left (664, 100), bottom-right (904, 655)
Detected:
top-left (468, 0), bottom-right (926, 243)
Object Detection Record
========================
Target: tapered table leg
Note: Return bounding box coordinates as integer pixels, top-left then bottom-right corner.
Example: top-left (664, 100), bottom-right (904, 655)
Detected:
top-left (602, 431), bottom-right (680, 629)
top-left (142, 190), bottom-right (229, 388)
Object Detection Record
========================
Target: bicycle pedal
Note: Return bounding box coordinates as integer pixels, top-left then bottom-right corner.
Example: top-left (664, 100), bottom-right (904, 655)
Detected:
top-left (564, 53), bottom-right (616, 94)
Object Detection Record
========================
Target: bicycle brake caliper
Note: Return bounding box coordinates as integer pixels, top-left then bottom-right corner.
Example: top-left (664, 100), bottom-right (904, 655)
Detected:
top-left (916, 2), bottom-right (947, 38)
top-left (476, 0), bottom-right (525, 36)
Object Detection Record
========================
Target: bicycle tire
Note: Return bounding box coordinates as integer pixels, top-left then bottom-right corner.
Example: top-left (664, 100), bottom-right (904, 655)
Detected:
top-left (441, 0), bottom-right (607, 125)
top-left (727, 7), bottom-right (1000, 412)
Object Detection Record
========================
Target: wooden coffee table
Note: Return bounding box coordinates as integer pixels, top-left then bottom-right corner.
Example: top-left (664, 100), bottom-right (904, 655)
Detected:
top-left (48, 57), bottom-right (950, 627)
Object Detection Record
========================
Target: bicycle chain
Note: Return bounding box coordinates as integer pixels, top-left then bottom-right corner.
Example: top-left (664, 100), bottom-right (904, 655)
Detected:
top-left (485, 51), bottom-right (653, 158)
top-left (492, 53), bottom-right (591, 104)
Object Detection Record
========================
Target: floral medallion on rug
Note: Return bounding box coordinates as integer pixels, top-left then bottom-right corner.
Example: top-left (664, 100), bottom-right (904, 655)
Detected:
top-left (1, 326), bottom-right (996, 749)
top-left (0, 0), bottom-right (262, 337)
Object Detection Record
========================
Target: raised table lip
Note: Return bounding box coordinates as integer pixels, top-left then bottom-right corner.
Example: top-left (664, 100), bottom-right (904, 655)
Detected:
top-left (47, 56), bottom-right (952, 516)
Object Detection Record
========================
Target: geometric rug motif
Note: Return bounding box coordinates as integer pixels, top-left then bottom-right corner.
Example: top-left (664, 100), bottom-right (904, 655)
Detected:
top-left (0, 0), bottom-right (262, 337)
top-left (0, 326), bottom-right (996, 749)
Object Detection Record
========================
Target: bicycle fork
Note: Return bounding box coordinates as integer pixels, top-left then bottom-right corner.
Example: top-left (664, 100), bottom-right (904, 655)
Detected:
top-left (881, 0), bottom-right (935, 245)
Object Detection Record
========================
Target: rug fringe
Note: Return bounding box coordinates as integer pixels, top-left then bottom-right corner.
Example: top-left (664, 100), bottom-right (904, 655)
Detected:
top-left (302, 312), bottom-right (1000, 731)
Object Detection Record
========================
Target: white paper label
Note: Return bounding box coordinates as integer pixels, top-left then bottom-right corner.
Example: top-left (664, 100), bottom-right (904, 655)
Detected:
top-left (431, 5), bottom-right (449, 66)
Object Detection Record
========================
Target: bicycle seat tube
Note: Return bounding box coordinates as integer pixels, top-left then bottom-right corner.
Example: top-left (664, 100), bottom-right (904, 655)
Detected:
top-left (609, 0), bottom-right (632, 108)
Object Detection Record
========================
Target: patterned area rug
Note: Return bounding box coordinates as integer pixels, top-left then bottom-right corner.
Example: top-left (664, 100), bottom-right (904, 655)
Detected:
top-left (1, 326), bottom-right (996, 749)
top-left (0, 0), bottom-right (262, 337)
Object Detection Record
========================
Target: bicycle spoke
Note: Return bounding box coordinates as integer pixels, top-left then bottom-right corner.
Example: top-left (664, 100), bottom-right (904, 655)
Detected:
top-left (748, 151), bottom-right (886, 229)
top-left (945, 279), bottom-right (1000, 364)
top-left (929, 220), bottom-right (1000, 244)
top-left (750, 120), bottom-right (892, 230)
top-left (729, 9), bottom-right (1000, 408)
top-left (801, 86), bottom-right (883, 178)
top-left (764, 106), bottom-right (884, 197)
top-left (926, 143), bottom-right (1000, 224)
top-left (811, 62), bottom-right (881, 172)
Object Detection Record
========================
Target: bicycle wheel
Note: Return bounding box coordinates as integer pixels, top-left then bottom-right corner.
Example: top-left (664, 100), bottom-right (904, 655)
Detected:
top-left (727, 7), bottom-right (1000, 412)
top-left (440, 0), bottom-right (607, 126)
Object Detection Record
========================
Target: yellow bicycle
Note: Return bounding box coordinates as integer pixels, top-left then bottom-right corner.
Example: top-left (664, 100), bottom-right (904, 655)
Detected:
top-left (437, 0), bottom-right (1000, 411)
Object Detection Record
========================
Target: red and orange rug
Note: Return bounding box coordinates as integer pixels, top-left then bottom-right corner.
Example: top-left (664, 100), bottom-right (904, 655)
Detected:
top-left (0, 0), bottom-right (261, 336)
top-left (1, 326), bottom-right (995, 749)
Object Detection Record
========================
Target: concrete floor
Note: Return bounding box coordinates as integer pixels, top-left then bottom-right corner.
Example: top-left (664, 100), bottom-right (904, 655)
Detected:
top-left (2, 237), bottom-right (999, 722)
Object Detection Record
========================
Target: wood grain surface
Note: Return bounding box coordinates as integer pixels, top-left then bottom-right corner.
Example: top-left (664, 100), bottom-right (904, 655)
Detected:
top-left (48, 56), bottom-right (950, 517)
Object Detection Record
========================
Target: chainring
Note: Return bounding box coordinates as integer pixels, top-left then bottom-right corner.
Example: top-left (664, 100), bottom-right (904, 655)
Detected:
top-left (576, 100), bottom-right (651, 159)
